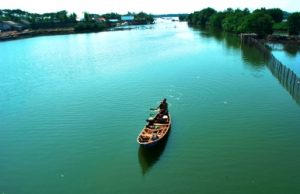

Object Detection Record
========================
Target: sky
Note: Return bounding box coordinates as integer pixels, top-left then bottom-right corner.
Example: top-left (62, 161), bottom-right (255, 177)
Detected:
top-left (0, 0), bottom-right (299, 15)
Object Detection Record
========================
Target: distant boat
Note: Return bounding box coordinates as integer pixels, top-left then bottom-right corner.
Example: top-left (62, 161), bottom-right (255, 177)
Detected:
top-left (137, 107), bottom-right (171, 147)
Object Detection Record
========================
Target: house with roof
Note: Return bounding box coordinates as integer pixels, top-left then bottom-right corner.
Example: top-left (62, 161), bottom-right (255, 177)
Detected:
top-left (107, 19), bottom-right (120, 27)
top-left (120, 15), bottom-right (135, 25)
top-left (96, 17), bottom-right (106, 23)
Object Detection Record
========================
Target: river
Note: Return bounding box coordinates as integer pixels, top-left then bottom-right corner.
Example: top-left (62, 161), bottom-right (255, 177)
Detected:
top-left (1, 20), bottom-right (300, 194)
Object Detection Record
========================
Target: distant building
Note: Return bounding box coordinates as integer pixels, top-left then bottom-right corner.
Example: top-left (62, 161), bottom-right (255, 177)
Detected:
top-left (107, 19), bottom-right (120, 27)
top-left (96, 17), bottom-right (106, 23)
top-left (108, 19), bottom-right (119, 23)
top-left (121, 15), bottom-right (134, 21)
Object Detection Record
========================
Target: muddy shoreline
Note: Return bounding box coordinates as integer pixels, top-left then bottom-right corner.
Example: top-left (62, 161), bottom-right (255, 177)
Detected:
top-left (0, 28), bottom-right (77, 41)
top-left (0, 27), bottom-right (133, 41)
top-left (265, 34), bottom-right (300, 45)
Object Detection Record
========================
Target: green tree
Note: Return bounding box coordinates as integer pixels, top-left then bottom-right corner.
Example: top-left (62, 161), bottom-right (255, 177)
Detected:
top-left (84, 12), bottom-right (92, 22)
top-left (222, 9), bottom-right (249, 33)
top-left (134, 12), bottom-right (154, 24)
top-left (179, 14), bottom-right (188, 21)
top-left (198, 7), bottom-right (216, 26)
top-left (254, 8), bottom-right (283, 23)
top-left (253, 7), bottom-right (267, 15)
top-left (287, 12), bottom-right (300, 35)
top-left (188, 11), bottom-right (199, 25)
top-left (267, 8), bottom-right (283, 23)
top-left (56, 10), bottom-right (68, 22)
top-left (68, 13), bottom-right (77, 22)
top-left (273, 21), bottom-right (288, 31)
top-left (239, 12), bottom-right (273, 37)
top-left (209, 12), bottom-right (226, 29)
top-left (101, 12), bottom-right (121, 20)
top-left (188, 7), bottom-right (216, 26)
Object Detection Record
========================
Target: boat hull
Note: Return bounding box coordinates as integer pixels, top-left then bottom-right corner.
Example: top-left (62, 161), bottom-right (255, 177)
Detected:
top-left (139, 126), bottom-right (171, 147)
top-left (137, 114), bottom-right (171, 147)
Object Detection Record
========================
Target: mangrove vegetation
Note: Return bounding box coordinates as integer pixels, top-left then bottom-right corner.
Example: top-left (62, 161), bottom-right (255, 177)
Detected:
top-left (187, 7), bottom-right (300, 37)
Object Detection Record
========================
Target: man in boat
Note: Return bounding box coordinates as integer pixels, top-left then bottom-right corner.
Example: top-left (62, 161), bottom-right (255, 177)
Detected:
top-left (158, 98), bottom-right (168, 115)
top-left (155, 99), bottom-right (169, 124)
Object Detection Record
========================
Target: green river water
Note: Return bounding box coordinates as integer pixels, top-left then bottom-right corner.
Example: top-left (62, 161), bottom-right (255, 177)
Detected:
top-left (1, 20), bottom-right (300, 194)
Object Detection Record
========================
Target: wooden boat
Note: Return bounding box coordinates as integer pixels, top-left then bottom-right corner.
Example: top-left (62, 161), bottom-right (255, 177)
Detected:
top-left (137, 111), bottom-right (171, 147)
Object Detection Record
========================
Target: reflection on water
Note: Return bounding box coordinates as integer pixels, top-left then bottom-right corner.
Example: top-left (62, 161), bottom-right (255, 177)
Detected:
top-left (138, 130), bottom-right (170, 175)
top-left (267, 43), bottom-right (300, 57)
top-left (240, 35), bottom-right (300, 106)
top-left (241, 43), bottom-right (269, 68)
top-left (267, 54), bottom-right (300, 105)
top-left (199, 28), bottom-right (300, 106)
top-left (198, 28), bottom-right (241, 49)
top-left (282, 44), bottom-right (300, 56)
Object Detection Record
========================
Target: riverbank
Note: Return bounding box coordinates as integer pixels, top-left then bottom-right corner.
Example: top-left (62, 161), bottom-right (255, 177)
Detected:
top-left (266, 34), bottom-right (300, 45)
top-left (0, 26), bottom-right (137, 42)
top-left (0, 28), bottom-right (75, 41)
top-left (240, 33), bottom-right (300, 46)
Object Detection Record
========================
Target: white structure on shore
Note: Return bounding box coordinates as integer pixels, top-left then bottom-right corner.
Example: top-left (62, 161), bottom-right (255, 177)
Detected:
top-left (121, 15), bottom-right (134, 21)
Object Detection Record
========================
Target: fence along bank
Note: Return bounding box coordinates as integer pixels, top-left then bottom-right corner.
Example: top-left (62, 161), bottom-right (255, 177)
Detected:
top-left (241, 34), bottom-right (300, 106)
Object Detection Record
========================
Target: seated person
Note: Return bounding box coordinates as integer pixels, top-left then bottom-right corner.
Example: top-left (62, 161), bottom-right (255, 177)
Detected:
top-left (158, 98), bottom-right (168, 115)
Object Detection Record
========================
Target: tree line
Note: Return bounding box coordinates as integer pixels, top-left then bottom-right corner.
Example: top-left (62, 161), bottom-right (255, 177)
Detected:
top-left (75, 11), bottom-right (154, 32)
top-left (0, 9), bottom-right (154, 32)
top-left (0, 9), bottom-right (77, 29)
top-left (186, 7), bottom-right (300, 37)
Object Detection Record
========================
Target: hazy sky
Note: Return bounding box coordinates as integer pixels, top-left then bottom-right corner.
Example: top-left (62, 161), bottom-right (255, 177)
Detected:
top-left (0, 0), bottom-right (299, 15)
